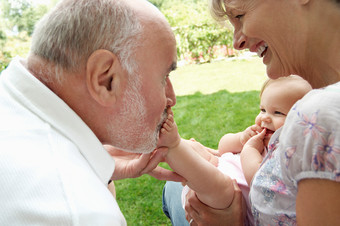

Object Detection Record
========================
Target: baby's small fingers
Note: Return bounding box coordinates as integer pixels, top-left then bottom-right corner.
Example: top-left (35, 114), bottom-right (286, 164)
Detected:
top-left (249, 130), bottom-right (257, 137)
top-left (258, 128), bottom-right (266, 137)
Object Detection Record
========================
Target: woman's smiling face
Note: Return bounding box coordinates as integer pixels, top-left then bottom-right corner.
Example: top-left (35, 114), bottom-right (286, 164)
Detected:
top-left (225, 0), bottom-right (307, 79)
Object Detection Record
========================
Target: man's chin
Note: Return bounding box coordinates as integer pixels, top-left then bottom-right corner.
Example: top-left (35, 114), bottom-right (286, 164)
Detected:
top-left (116, 142), bottom-right (156, 154)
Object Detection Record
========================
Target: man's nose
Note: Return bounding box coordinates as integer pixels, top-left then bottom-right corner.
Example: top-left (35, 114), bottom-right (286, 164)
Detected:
top-left (166, 78), bottom-right (176, 107)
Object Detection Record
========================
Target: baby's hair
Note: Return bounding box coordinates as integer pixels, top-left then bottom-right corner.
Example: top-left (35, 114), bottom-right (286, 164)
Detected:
top-left (259, 78), bottom-right (271, 97)
top-left (259, 75), bottom-right (311, 97)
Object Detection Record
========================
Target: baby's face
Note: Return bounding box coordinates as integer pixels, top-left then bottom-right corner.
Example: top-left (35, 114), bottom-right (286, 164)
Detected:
top-left (257, 76), bottom-right (312, 146)
top-left (257, 84), bottom-right (292, 146)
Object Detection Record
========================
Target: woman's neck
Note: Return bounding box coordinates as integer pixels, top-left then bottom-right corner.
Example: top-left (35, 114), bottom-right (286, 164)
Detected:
top-left (303, 0), bottom-right (340, 88)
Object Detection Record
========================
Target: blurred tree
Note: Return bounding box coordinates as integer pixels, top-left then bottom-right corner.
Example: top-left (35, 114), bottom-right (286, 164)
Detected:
top-left (148, 0), bottom-right (166, 9)
top-left (1, 0), bottom-right (48, 36)
top-left (0, 0), bottom-right (52, 71)
top-left (159, 0), bottom-right (236, 63)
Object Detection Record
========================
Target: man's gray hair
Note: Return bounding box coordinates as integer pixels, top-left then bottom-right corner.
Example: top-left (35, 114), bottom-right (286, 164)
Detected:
top-left (30, 0), bottom-right (143, 78)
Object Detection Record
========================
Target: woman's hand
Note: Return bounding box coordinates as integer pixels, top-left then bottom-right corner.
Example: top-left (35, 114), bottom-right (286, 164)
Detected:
top-left (185, 180), bottom-right (244, 226)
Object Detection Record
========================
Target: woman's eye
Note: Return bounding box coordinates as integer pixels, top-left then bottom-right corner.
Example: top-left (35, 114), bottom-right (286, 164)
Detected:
top-left (235, 14), bottom-right (244, 19)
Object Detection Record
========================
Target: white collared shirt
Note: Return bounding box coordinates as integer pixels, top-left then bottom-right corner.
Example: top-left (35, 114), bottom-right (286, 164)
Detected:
top-left (0, 57), bottom-right (126, 225)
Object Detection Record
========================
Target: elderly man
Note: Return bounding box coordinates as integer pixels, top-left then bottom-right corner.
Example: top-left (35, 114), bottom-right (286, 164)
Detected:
top-left (0, 0), bottom-right (180, 225)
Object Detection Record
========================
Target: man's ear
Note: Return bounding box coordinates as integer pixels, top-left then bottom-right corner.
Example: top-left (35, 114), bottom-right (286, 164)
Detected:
top-left (86, 49), bottom-right (120, 106)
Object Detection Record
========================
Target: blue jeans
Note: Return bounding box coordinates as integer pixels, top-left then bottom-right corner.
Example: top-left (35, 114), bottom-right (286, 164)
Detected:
top-left (162, 181), bottom-right (189, 226)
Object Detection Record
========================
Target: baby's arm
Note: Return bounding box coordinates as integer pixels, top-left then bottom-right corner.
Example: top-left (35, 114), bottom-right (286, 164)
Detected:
top-left (240, 129), bottom-right (266, 185)
top-left (218, 124), bottom-right (262, 155)
top-left (159, 109), bottom-right (234, 209)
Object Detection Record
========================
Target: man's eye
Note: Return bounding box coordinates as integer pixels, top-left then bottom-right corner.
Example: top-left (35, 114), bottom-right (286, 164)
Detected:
top-left (235, 14), bottom-right (244, 19)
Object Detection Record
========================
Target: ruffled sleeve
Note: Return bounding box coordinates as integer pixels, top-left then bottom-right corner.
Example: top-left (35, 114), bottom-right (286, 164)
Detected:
top-left (280, 83), bottom-right (340, 189)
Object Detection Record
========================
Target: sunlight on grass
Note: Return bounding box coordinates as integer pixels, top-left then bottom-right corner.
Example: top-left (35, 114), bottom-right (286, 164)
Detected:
top-left (171, 57), bottom-right (267, 96)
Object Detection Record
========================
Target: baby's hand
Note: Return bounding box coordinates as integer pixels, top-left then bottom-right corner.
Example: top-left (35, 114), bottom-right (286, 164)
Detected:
top-left (240, 124), bottom-right (263, 145)
top-left (243, 128), bottom-right (266, 154)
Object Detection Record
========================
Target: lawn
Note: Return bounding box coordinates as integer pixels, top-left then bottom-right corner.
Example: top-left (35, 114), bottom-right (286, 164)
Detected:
top-left (115, 57), bottom-right (267, 225)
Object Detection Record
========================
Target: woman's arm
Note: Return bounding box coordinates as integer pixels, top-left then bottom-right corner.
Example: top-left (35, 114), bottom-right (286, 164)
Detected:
top-left (297, 178), bottom-right (340, 225)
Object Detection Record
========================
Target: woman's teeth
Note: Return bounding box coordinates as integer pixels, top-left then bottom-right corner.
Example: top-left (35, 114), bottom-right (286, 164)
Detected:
top-left (257, 43), bottom-right (268, 57)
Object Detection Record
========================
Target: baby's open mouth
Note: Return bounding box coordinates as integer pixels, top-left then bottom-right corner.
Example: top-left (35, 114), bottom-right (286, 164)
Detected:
top-left (265, 129), bottom-right (274, 137)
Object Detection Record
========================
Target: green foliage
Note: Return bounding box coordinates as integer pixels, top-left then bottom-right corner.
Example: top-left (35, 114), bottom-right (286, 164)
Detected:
top-left (148, 0), bottom-right (166, 8)
top-left (173, 23), bottom-right (234, 63)
top-left (1, 0), bottom-right (48, 36)
top-left (0, 0), bottom-right (51, 71)
top-left (160, 0), bottom-right (236, 63)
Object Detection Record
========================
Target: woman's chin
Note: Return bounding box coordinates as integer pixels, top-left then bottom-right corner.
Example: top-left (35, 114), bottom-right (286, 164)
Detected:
top-left (266, 63), bottom-right (290, 80)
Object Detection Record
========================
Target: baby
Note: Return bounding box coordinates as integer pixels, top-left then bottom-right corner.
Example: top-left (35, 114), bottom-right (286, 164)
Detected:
top-left (158, 75), bottom-right (312, 224)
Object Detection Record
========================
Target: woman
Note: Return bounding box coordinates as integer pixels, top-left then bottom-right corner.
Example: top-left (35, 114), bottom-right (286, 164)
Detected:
top-left (162, 0), bottom-right (340, 225)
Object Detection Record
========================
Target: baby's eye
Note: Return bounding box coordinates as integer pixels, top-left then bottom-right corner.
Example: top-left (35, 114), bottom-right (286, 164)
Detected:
top-left (274, 111), bottom-right (286, 116)
top-left (260, 108), bottom-right (266, 113)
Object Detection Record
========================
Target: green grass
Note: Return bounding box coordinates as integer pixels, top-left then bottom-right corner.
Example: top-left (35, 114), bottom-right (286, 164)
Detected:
top-left (115, 57), bottom-right (267, 225)
top-left (171, 57), bottom-right (267, 95)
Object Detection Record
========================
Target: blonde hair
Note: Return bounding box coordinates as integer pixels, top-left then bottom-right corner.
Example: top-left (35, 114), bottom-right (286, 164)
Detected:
top-left (209, 0), bottom-right (239, 22)
top-left (260, 75), bottom-right (312, 98)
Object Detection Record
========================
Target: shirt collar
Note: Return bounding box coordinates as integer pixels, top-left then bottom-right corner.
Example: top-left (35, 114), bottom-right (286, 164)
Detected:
top-left (1, 57), bottom-right (115, 184)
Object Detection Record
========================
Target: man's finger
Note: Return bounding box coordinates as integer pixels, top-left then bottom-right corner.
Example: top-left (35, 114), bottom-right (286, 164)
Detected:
top-left (140, 148), bottom-right (166, 174)
top-left (148, 167), bottom-right (183, 182)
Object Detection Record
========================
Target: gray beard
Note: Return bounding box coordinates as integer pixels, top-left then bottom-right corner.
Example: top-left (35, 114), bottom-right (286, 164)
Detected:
top-left (106, 76), bottom-right (168, 153)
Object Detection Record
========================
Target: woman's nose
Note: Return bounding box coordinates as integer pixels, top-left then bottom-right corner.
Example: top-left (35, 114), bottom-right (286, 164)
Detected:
top-left (233, 30), bottom-right (247, 50)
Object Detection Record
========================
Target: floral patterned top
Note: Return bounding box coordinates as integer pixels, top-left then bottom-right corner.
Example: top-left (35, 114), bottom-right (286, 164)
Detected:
top-left (249, 82), bottom-right (340, 225)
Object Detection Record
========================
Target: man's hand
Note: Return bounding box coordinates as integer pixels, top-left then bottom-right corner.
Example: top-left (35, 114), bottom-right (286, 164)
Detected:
top-left (104, 145), bottom-right (183, 182)
top-left (184, 180), bottom-right (244, 226)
